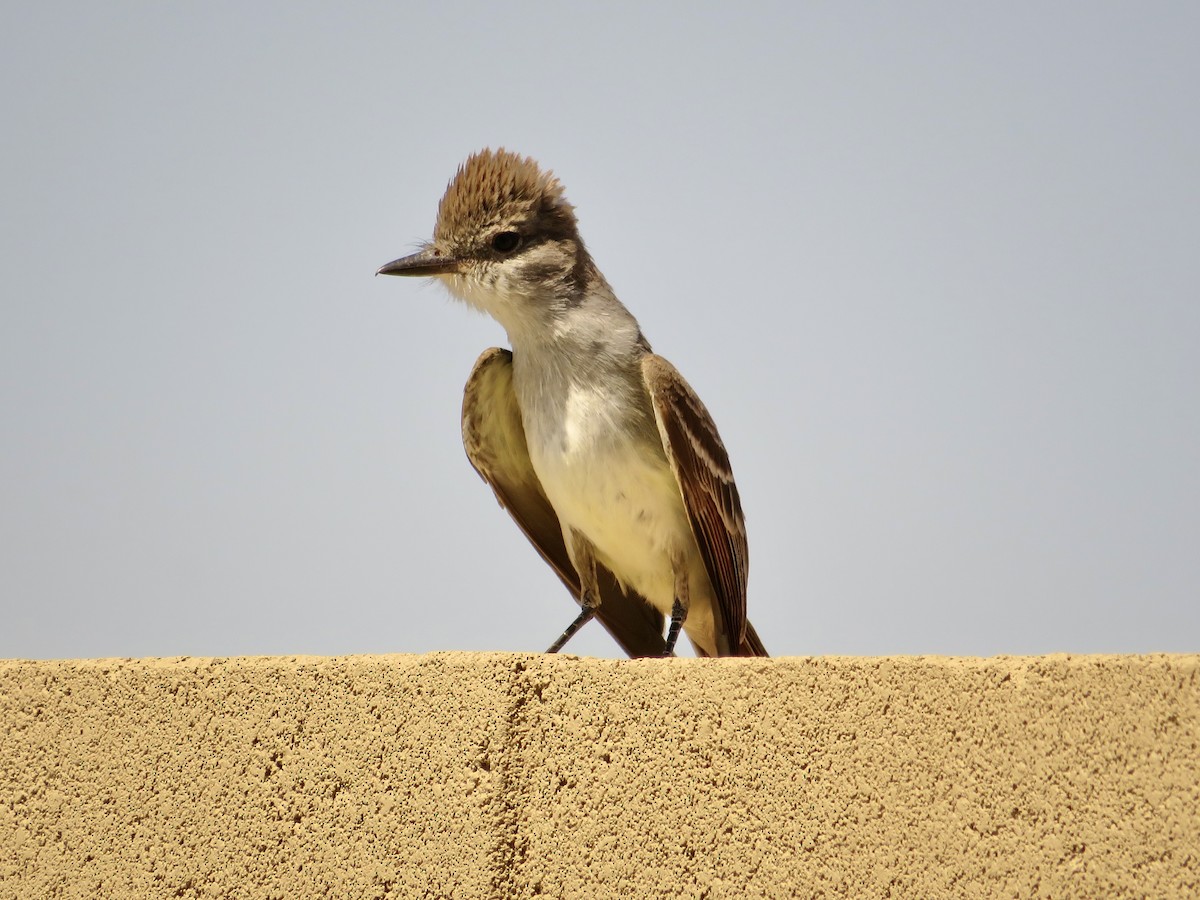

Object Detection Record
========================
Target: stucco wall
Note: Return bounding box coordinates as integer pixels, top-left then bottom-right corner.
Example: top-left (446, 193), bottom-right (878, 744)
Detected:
top-left (1, 654), bottom-right (1197, 898)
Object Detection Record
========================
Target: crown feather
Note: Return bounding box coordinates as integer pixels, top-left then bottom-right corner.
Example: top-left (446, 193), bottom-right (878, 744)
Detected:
top-left (434, 148), bottom-right (575, 243)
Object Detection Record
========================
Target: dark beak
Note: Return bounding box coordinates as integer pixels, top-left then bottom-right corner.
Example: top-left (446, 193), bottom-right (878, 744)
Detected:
top-left (376, 247), bottom-right (460, 277)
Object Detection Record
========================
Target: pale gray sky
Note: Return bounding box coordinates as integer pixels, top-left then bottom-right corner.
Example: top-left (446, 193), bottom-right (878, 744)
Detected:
top-left (3, 3), bottom-right (1197, 660)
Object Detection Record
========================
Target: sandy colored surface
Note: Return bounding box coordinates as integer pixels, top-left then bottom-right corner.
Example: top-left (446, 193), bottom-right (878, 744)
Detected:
top-left (1, 654), bottom-right (1197, 898)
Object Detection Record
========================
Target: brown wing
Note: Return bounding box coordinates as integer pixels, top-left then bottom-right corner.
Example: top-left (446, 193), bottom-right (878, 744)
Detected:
top-left (462, 348), bottom-right (667, 658)
top-left (642, 353), bottom-right (754, 656)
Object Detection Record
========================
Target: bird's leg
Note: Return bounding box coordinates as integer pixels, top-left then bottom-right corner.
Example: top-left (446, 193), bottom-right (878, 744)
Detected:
top-left (663, 600), bottom-right (686, 656)
top-left (546, 531), bottom-right (600, 654)
top-left (662, 562), bottom-right (689, 657)
top-left (546, 599), bottom-right (596, 654)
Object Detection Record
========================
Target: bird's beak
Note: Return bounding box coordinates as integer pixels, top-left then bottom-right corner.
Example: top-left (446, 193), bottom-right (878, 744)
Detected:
top-left (376, 247), bottom-right (461, 277)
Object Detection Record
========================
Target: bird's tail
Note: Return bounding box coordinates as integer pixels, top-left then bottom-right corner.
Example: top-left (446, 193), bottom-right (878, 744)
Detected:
top-left (695, 620), bottom-right (769, 657)
top-left (739, 620), bottom-right (769, 657)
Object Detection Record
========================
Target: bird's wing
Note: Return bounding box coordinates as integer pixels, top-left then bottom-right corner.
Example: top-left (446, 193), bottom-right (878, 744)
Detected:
top-left (461, 348), bottom-right (668, 658)
top-left (642, 353), bottom-right (749, 655)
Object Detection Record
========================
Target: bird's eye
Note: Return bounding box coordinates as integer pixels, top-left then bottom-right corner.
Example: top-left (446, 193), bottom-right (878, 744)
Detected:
top-left (491, 231), bottom-right (522, 254)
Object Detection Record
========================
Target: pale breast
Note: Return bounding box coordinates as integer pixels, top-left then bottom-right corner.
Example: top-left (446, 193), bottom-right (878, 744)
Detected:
top-left (523, 381), bottom-right (692, 615)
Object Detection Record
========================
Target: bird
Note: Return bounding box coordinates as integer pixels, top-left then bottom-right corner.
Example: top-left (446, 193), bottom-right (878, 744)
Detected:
top-left (377, 149), bottom-right (766, 658)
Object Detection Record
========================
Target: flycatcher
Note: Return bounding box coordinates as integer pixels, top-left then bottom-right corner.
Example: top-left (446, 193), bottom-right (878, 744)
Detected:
top-left (378, 149), bottom-right (766, 658)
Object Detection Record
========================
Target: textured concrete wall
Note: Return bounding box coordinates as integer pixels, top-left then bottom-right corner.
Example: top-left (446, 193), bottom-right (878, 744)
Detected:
top-left (1, 654), bottom-right (1197, 899)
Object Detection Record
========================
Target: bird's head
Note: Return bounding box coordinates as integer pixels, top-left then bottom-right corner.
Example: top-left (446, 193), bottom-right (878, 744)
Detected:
top-left (378, 149), bottom-right (592, 327)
